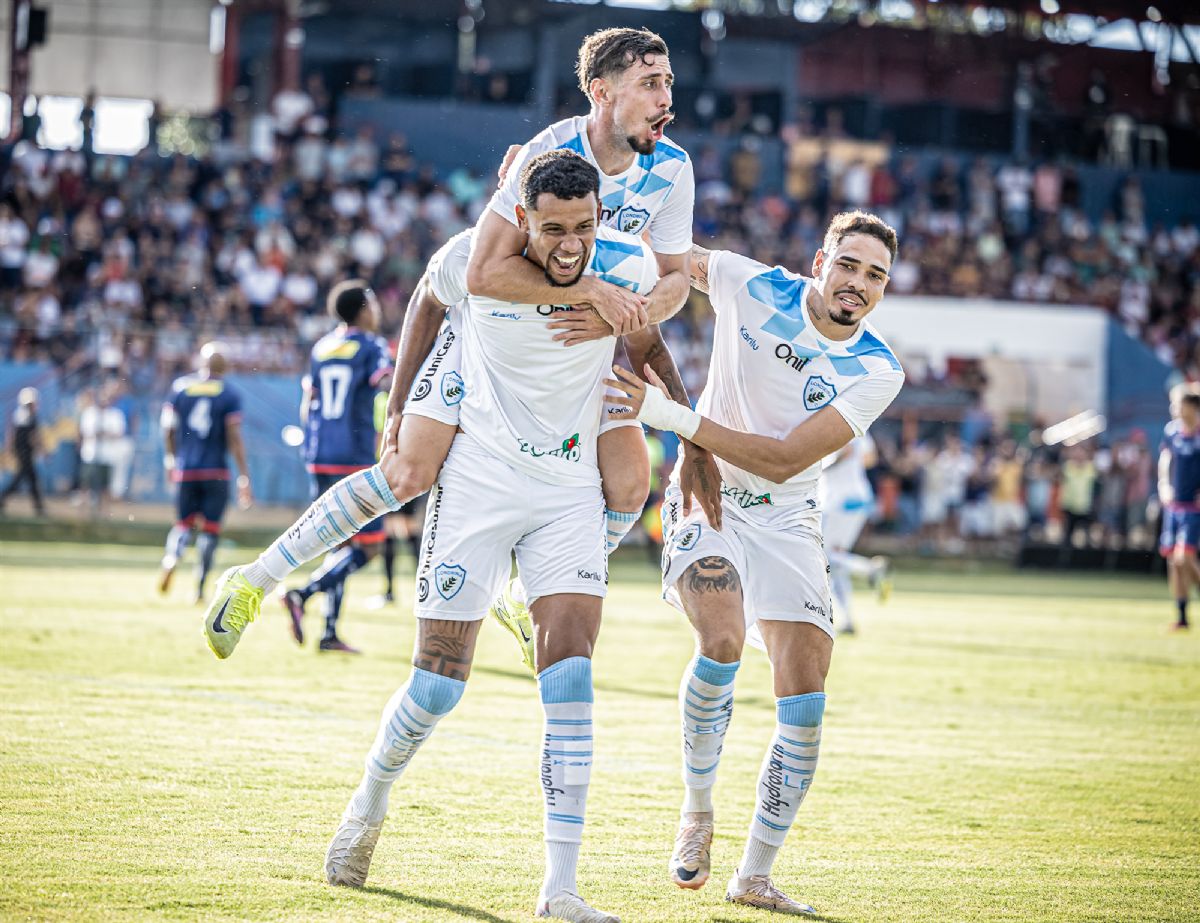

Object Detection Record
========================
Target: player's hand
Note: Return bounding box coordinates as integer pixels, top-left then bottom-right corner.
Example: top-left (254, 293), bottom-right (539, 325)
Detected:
top-left (381, 413), bottom-right (403, 457)
top-left (680, 443), bottom-right (723, 530)
top-left (237, 477), bottom-right (253, 510)
top-left (604, 364), bottom-right (658, 415)
top-left (579, 276), bottom-right (648, 337)
top-left (497, 144), bottom-right (521, 183)
top-left (162, 453), bottom-right (176, 479)
top-left (547, 308), bottom-right (613, 346)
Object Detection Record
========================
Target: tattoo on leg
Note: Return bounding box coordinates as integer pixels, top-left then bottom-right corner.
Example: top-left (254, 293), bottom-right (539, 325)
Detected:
top-left (684, 555), bottom-right (742, 596)
top-left (414, 621), bottom-right (474, 680)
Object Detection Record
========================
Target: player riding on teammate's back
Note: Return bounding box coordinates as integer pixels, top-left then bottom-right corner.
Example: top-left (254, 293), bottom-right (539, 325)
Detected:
top-left (201, 26), bottom-right (718, 665)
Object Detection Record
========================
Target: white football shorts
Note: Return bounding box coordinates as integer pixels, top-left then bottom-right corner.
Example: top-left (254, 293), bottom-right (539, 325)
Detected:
top-left (660, 485), bottom-right (834, 645)
top-left (414, 432), bottom-right (607, 620)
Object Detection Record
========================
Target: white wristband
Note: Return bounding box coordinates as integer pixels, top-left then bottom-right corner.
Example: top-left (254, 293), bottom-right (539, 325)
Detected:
top-left (637, 385), bottom-right (701, 439)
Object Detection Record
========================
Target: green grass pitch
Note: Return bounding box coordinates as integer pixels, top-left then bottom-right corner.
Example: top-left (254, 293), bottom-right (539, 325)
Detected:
top-left (1, 542), bottom-right (1197, 922)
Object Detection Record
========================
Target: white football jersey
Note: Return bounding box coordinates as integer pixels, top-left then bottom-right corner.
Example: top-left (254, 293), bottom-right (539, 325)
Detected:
top-left (487, 115), bottom-right (694, 255)
top-left (820, 434), bottom-right (875, 513)
top-left (682, 250), bottom-right (904, 528)
top-left (459, 225), bottom-right (659, 487)
top-left (426, 230), bottom-right (471, 309)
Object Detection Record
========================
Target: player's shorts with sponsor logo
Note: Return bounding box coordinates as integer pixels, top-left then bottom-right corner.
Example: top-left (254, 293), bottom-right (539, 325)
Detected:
top-left (660, 484), bottom-right (834, 644)
top-left (175, 478), bottom-right (229, 531)
top-left (413, 432), bottom-right (607, 620)
top-left (404, 314), bottom-right (640, 435)
top-left (1160, 506), bottom-right (1200, 556)
top-left (312, 471), bottom-right (387, 544)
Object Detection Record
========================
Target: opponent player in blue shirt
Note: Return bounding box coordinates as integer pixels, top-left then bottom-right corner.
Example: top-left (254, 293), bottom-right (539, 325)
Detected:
top-left (1159, 390), bottom-right (1200, 630)
top-left (280, 280), bottom-right (393, 654)
top-left (159, 342), bottom-right (252, 602)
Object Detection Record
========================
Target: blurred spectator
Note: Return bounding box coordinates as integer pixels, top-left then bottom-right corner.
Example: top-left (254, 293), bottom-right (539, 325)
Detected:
top-left (78, 386), bottom-right (125, 515)
top-left (0, 387), bottom-right (45, 516)
top-left (1059, 445), bottom-right (1098, 557)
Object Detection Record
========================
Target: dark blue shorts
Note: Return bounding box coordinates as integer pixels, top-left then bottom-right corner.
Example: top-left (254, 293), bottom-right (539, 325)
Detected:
top-left (176, 480), bottom-right (229, 532)
top-left (312, 473), bottom-right (387, 545)
top-left (1160, 508), bottom-right (1200, 557)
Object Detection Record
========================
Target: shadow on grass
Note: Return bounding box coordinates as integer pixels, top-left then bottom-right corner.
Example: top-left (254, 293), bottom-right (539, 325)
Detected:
top-left (710, 912), bottom-right (844, 921)
top-left (362, 885), bottom-right (511, 922)
top-left (713, 915), bottom-right (848, 923)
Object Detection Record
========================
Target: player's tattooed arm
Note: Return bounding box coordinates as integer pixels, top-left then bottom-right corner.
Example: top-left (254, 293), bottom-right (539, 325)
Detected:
top-left (623, 328), bottom-right (723, 528)
top-left (413, 618), bottom-right (480, 682)
top-left (688, 244), bottom-right (711, 295)
top-left (682, 555), bottom-right (742, 597)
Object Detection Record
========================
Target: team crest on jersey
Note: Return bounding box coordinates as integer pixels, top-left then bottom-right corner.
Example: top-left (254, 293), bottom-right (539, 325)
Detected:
top-left (803, 375), bottom-right (837, 411)
top-left (434, 563), bottom-right (467, 600)
top-left (441, 371), bottom-right (464, 406)
top-left (617, 206), bottom-right (650, 234)
top-left (674, 523), bottom-right (702, 552)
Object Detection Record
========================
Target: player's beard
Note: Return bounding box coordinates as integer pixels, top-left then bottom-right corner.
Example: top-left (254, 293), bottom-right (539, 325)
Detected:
top-left (543, 257), bottom-right (587, 288)
top-left (830, 289), bottom-right (865, 326)
top-left (626, 133), bottom-right (656, 156)
top-left (829, 306), bottom-right (858, 326)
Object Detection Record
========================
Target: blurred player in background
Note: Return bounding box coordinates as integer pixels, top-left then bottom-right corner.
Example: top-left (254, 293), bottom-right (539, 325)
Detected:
top-left (608, 211), bottom-right (904, 915)
top-left (0, 387), bottom-right (45, 517)
top-left (1159, 389), bottom-right (1200, 631)
top-left (278, 281), bottom-right (393, 654)
top-left (159, 343), bottom-right (252, 602)
top-left (819, 435), bottom-right (890, 635)
top-left (201, 26), bottom-right (720, 664)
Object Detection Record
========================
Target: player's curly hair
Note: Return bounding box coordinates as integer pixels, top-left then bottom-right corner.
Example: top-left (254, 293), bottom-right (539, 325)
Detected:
top-left (519, 150), bottom-right (600, 210)
top-left (822, 211), bottom-right (899, 263)
top-left (576, 27), bottom-right (668, 103)
top-left (327, 279), bottom-right (373, 324)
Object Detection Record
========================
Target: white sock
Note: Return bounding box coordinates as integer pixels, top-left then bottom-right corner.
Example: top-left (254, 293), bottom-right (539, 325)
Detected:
top-left (827, 549), bottom-right (874, 578)
top-left (830, 568), bottom-right (855, 632)
top-left (348, 667), bottom-right (465, 823)
top-left (244, 465), bottom-right (400, 590)
top-left (605, 508), bottom-right (640, 555)
top-left (741, 693), bottom-right (825, 878)
top-left (538, 656), bottom-right (594, 900)
top-left (680, 654), bottom-right (739, 815)
top-left (164, 523), bottom-right (192, 563)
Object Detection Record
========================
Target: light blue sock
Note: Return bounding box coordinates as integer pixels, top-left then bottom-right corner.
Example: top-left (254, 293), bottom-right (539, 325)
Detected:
top-left (680, 654), bottom-right (740, 813)
top-left (538, 656), bottom-right (594, 900)
top-left (741, 692), bottom-right (825, 878)
top-left (605, 508), bottom-right (640, 554)
top-left (350, 667), bottom-right (466, 822)
top-left (247, 465), bottom-right (400, 589)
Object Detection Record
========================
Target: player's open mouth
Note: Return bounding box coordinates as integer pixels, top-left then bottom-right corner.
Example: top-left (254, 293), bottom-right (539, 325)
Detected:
top-left (650, 113), bottom-right (672, 140)
top-left (836, 293), bottom-right (865, 310)
top-left (552, 253), bottom-right (582, 274)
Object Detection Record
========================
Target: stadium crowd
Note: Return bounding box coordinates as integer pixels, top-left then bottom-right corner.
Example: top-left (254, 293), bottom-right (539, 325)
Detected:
top-left (0, 113), bottom-right (1182, 550)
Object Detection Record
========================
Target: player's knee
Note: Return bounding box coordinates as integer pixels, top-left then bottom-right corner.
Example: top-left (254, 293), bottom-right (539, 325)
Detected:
top-left (697, 627), bottom-right (744, 665)
top-left (601, 472), bottom-right (649, 514)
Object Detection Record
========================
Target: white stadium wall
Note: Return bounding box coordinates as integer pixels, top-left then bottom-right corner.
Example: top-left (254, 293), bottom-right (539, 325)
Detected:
top-left (870, 297), bottom-right (1109, 423)
top-left (0, 0), bottom-right (217, 111)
